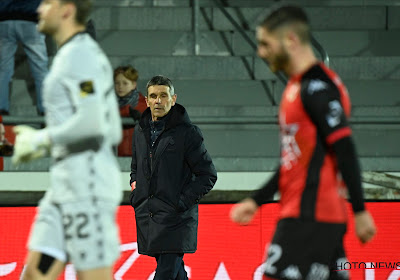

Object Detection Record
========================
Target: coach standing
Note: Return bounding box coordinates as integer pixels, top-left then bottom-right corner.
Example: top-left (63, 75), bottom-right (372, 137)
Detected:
top-left (129, 75), bottom-right (217, 280)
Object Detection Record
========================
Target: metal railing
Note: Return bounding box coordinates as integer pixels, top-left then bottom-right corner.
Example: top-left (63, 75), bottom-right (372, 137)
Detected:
top-left (209, 0), bottom-right (330, 104)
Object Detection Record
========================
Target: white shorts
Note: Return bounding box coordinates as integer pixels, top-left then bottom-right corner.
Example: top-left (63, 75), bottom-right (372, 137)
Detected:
top-left (28, 196), bottom-right (121, 271)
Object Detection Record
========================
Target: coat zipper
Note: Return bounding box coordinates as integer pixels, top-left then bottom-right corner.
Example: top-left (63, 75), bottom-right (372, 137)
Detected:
top-left (149, 150), bottom-right (153, 173)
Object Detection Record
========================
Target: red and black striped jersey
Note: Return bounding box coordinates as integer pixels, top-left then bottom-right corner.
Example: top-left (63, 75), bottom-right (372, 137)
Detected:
top-left (251, 62), bottom-right (367, 224)
top-left (278, 63), bottom-right (352, 223)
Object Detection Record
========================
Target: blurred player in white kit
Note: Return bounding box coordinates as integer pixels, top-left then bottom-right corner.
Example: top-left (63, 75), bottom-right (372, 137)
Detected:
top-left (12, 0), bottom-right (123, 279)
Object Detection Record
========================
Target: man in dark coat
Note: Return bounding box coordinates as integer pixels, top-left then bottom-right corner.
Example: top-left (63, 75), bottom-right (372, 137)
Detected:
top-left (129, 75), bottom-right (217, 280)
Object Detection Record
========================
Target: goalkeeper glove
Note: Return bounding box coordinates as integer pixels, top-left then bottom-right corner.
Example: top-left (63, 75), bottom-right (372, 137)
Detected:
top-left (12, 125), bottom-right (51, 165)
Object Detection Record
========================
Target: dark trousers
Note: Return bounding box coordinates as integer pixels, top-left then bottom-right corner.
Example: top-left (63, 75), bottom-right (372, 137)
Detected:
top-left (153, 253), bottom-right (188, 280)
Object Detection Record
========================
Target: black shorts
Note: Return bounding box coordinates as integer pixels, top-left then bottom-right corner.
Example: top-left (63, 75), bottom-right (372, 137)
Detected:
top-left (263, 218), bottom-right (349, 280)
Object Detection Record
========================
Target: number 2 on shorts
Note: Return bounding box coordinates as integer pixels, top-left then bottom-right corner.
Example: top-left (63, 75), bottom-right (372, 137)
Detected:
top-left (265, 244), bottom-right (282, 275)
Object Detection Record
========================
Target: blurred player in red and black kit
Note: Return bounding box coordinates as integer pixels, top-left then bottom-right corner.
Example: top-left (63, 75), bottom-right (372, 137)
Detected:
top-left (230, 5), bottom-right (376, 280)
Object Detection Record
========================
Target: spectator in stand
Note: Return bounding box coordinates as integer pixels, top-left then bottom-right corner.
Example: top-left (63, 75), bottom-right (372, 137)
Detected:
top-left (0, 123), bottom-right (13, 156)
top-left (114, 65), bottom-right (147, 156)
top-left (0, 0), bottom-right (48, 116)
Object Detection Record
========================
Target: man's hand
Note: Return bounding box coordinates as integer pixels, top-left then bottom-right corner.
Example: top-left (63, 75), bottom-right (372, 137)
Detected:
top-left (354, 210), bottom-right (376, 243)
top-left (131, 181), bottom-right (136, 191)
top-left (230, 198), bottom-right (258, 225)
top-left (12, 125), bottom-right (50, 165)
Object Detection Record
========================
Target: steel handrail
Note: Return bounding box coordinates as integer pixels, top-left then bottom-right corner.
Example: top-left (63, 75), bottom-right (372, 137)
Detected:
top-left (213, 0), bottom-right (330, 80)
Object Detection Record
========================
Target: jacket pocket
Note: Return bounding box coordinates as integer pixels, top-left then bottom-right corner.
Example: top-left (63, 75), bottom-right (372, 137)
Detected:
top-left (131, 192), bottom-right (146, 210)
top-left (129, 189), bottom-right (136, 208)
top-left (177, 199), bottom-right (188, 213)
top-left (153, 197), bottom-right (179, 224)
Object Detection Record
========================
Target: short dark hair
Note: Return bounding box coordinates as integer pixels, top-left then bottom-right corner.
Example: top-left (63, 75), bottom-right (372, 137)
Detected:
top-left (60, 0), bottom-right (92, 25)
top-left (146, 75), bottom-right (175, 96)
top-left (259, 5), bottom-right (310, 43)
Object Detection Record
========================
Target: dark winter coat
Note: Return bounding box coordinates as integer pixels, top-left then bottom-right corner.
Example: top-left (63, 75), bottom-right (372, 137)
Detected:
top-left (129, 103), bottom-right (217, 256)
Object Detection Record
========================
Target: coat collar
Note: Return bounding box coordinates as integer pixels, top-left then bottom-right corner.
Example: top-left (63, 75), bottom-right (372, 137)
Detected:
top-left (139, 103), bottom-right (191, 131)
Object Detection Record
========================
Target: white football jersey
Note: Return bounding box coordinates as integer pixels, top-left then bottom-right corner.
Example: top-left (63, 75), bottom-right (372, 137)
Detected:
top-left (42, 32), bottom-right (122, 203)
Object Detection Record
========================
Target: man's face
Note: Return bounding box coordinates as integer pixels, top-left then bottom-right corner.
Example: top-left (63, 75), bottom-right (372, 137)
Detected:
top-left (37, 0), bottom-right (65, 35)
top-left (256, 26), bottom-right (290, 73)
top-left (146, 85), bottom-right (176, 121)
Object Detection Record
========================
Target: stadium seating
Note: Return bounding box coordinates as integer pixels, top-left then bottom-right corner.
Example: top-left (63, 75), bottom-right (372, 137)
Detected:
top-left (5, 0), bottom-right (400, 175)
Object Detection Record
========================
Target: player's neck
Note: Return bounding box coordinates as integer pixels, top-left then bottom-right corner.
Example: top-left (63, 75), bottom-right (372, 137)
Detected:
top-left (54, 23), bottom-right (86, 48)
top-left (286, 46), bottom-right (318, 77)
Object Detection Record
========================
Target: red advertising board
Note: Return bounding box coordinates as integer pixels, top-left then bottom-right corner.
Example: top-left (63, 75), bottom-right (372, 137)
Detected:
top-left (0, 202), bottom-right (399, 279)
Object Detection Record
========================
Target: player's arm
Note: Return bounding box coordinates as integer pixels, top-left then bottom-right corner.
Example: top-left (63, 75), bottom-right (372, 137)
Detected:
top-left (331, 137), bottom-right (364, 212)
top-left (230, 169), bottom-right (279, 225)
top-left (50, 98), bottom-right (104, 147)
top-left (331, 135), bottom-right (376, 243)
top-left (49, 47), bottom-right (120, 147)
top-left (251, 169), bottom-right (279, 206)
top-left (301, 78), bottom-right (376, 242)
top-left (12, 49), bottom-right (120, 164)
top-left (48, 81), bottom-right (108, 147)
top-left (106, 87), bottom-right (122, 146)
top-left (12, 82), bottom-right (108, 165)
top-left (301, 79), bottom-right (364, 211)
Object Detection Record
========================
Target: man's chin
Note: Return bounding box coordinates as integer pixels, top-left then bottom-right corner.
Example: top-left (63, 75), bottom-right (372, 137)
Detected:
top-left (153, 112), bottom-right (165, 118)
top-left (37, 24), bottom-right (52, 36)
top-left (37, 27), bottom-right (48, 35)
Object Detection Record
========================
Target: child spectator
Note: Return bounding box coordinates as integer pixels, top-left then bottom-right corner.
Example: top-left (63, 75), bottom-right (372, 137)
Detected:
top-left (114, 65), bottom-right (146, 156)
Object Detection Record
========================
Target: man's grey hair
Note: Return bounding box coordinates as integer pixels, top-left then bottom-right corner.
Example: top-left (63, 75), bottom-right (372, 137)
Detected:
top-left (146, 75), bottom-right (175, 96)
